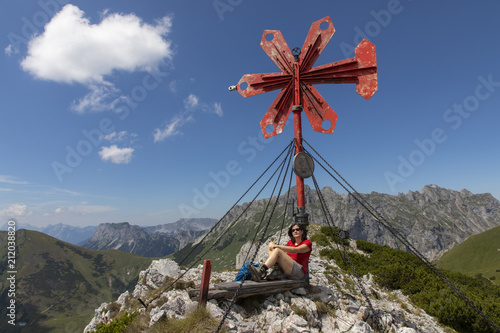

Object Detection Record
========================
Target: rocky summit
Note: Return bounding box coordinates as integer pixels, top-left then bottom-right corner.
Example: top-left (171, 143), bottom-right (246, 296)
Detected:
top-left (85, 231), bottom-right (451, 333)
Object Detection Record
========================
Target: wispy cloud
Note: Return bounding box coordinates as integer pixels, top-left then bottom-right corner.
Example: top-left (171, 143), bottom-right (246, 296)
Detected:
top-left (184, 94), bottom-right (199, 110)
top-left (169, 80), bottom-right (179, 94)
top-left (0, 175), bottom-right (82, 197)
top-left (45, 186), bottom-right (82, 197)
top-left (153, 93), bottom-right (222, 142)
top-left (51, 204), bottom-right (115, 216)
top-left (212, 102), bottom-right (223, 117)
top-left (4, 44), bottom-right (18, 56)
top-left (153, 113), bottom-right (194, 142)
top-left (19, 4), bottom-right (174, 113)
top-left (70, 82), bottom-right (128, 113)
top-left (0, 177), bottom-right (118, 201)
top-left (0, 175), bottom-right (29, 185)
top-left (102, 130), bottom-right (137, 144)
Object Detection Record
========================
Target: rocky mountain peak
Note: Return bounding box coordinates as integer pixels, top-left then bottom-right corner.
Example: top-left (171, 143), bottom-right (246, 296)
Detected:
top-left (87, 222), bottom-right (148, 243)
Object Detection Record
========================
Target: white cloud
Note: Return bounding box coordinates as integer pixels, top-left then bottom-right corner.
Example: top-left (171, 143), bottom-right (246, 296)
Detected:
top-left (0, 204), bottom-right (32, 217)
top-left (99, 145), bottom-right (134, 164)
top-left (21, 5), bottom-right (172, 83)
top-left (20, 4), bottom-right (173, 113)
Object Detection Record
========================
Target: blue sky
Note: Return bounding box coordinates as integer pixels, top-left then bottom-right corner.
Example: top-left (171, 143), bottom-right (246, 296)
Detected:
top-left (1, 0), bottom-right (500, 227)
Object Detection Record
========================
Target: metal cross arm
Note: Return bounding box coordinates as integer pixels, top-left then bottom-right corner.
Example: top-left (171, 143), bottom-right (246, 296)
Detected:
top-left (235, 16), bottom-right (378, 139)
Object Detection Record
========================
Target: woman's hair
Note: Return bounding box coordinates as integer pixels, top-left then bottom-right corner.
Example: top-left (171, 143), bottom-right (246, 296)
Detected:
top-left (288, 223), bottom-right (307, 242)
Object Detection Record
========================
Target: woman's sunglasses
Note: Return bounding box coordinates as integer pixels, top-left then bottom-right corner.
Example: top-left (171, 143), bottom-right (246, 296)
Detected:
top-left (292, 228), bottom-right (301, 232)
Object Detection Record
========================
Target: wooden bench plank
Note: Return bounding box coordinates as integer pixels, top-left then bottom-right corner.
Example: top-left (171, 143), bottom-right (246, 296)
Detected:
top-left (189, 279), bottom-right (308, 300)
top-left (215, 279), bottom-right (306, 290)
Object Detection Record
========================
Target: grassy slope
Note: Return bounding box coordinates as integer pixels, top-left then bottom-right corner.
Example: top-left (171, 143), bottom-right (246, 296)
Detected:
top-left (435, 225), bottom-right (500, 285)
top-left (0, 230), bottom-right (155, 333)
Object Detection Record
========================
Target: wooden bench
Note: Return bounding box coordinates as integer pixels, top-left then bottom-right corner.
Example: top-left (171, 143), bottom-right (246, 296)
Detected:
top-left (189, 279), bottom-right (308, 301)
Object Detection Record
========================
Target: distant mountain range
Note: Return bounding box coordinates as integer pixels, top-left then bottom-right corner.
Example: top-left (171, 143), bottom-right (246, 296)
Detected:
top-left (0, 222), bottom-right (97, 245)
top-left (173, 185), bottom-right (500, 270)
top-left (81, 218), bottom-right (217, 257)
top-left (0, 218), bottom-right (217, 258)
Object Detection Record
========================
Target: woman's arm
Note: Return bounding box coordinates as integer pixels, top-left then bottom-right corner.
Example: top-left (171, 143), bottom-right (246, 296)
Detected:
top-left (272, 243), bottom-right (310, 253)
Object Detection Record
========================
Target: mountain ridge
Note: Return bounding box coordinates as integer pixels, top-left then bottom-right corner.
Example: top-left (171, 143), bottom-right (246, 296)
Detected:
top-left (82, 218), bottom-right (217, 257)
top-left (173, 184), bottom-right (500, 270)
top-left (0, 222), bottom-right (97, 245)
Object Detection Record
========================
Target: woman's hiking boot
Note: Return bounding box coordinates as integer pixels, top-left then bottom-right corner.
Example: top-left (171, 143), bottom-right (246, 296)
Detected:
top-left (248, 264), bottom-right (267, 281)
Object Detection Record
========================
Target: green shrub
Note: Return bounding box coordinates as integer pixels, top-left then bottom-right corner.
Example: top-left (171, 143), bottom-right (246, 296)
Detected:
top-left (317, 229), bottom-right (500, 333)
top-left (317, 226), bottom-right (350, 246)
top-left (310, 233), bottom-right (329, 246)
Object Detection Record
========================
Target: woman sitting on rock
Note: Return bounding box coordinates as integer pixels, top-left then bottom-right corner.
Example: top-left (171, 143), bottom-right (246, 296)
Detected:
top-left (249, 223), bottom-right (312, 281)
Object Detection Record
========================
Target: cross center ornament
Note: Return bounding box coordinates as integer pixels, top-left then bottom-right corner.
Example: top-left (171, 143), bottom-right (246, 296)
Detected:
top-left (235, 16), bottom-right (378, 139)
top-left (234, 16), bottom-right (378, 224)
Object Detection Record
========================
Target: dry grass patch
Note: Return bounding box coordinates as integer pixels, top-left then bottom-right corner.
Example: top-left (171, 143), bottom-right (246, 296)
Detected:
top-left (150, 305), bottom-right (227, 333)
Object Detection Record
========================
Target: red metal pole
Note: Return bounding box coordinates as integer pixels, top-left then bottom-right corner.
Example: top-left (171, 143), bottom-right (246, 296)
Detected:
top-left (199, 259), bottom-right (212, 306)
top-left (293, 106), bottom-right (305, 208)
top-left (293, 60), bottom-right (308, 225)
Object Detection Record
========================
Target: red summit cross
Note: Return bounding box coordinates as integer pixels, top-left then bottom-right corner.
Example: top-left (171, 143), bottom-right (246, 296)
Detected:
top-left (234, 16), bottom-right (378, 224)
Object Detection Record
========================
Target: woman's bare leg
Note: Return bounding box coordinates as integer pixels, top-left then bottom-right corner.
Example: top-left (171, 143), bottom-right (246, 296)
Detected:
top-left (264, 248), bottom-right (295, 275)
